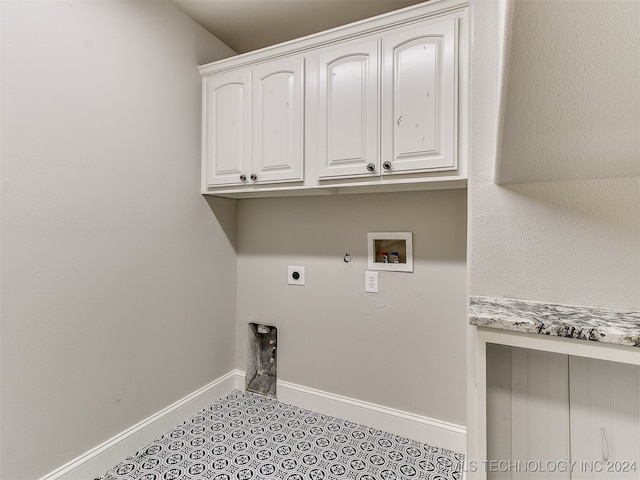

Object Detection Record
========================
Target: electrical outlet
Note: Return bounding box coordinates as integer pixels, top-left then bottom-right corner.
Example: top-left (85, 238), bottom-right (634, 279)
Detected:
top-left (288, 266), bottom-right (305, 286)
top-left (365, 271), bottom-right (378, 293)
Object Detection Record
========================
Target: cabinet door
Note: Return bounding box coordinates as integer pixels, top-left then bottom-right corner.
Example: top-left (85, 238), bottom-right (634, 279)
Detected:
top-left (382, 18), bottom-right (457, 174)
top-left (316, 39), bottom-right (379, 179)
top-left (510, 348), bottom-right (571, 480)
top-left (203, 70), bottom-right (252, 187)
top-left (486, 344), bottom-right (514, 480)
top-left (252, 57), bottom-right (304, 184)
top-left (569, 358), bottom-right (640, 480)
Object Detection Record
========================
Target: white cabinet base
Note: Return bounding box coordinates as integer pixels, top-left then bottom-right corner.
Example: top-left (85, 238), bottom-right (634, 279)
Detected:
top-left (471, 329), bottom-right (640, 480)
top-left (569, 357), bottom-right (640, 480)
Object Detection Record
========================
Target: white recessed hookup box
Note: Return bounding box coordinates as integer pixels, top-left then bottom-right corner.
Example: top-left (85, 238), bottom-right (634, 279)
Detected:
top-left (367, 232), bottom-right (413, 272)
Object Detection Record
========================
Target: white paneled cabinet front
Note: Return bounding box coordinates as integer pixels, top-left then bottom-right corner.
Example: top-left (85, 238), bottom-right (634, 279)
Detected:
top-left (203, 69), bottom-right (251, 187)
top-left (315, 39), bottom-right (379, 179)
top-left (569, 358), bottom-right (640, 480)
top-left (252, 57), bottom-right (304, 184)
top-left (486, 346), bottom-right (640, 480)
top-left (315, 17), bottom-right (458, 180)
top-left (490, 347), bottom-right (571, 480)
top-left (382, 18), bottom-right (457, 175)
top-left (202, 57), bottom-right (304, 189)
top-left (510, 349), bottom-right (571, 480)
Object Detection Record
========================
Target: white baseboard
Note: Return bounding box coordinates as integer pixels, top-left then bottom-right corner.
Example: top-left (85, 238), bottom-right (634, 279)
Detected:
top-left (39, 370), bottom-right (240, 480)
top-left (42, 370), bottom-right (464, 480)
top-left (235, 371), bottom-right (466, 454)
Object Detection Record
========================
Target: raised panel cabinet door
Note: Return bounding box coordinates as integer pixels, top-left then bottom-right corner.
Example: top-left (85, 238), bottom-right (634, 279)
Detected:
top-left (203, 70), bottom-right (252, 187)
top-left (382, 18), bottom-right (457, 174)
top-left (569, 357), bottom-right (640, 480)
top-left (252, 57), bottom-right (304, 184)
top-left (316, 39), bottom-right (379, 179)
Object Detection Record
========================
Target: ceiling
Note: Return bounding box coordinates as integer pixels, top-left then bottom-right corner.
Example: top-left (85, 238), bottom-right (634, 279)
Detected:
top-left (170, 0), bottom-right (426, 54)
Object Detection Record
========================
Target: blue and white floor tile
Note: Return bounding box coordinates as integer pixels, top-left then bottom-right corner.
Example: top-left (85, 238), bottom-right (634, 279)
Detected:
top-left (97, 390), bottom-right (464, 480)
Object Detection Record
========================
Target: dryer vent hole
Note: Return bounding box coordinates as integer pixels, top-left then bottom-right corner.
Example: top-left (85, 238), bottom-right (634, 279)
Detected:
top-left (246, 323), bottom-right (277, 398)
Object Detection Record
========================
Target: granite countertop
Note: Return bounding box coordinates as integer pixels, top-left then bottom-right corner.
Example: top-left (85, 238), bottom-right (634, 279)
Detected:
top-left (469, 296), bottom-right (640, 348)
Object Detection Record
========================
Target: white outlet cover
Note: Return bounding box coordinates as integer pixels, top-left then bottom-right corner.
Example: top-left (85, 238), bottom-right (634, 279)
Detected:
top-left (288, 266), bottom-right (305, 286)
top-left (365, 270), bottom-right (378, 293)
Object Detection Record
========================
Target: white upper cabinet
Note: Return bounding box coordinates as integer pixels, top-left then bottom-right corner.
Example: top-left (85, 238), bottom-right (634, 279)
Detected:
top-left (199, 0), bottom-right (468, 197)
top-left (202, 57), bottom-right (304, 189)
top-left (203, 69), bottom-right (251, 187)
top-left (315, 39), bottom-right (380, 179)
top-left (252, 57), bottom-right (304, 184)
top-left (382, 18), bottom-right (457, 175)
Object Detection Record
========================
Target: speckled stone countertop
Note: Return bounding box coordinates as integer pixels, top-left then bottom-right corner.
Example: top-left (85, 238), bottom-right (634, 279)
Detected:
top-left (469, 296), bottom-right (640, 348)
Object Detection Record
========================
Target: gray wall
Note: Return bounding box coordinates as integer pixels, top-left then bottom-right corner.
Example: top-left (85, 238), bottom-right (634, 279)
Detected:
top-left (0, 2), bottom-right (237, 479)
top-left (236, 190), bottom-right (468, 425)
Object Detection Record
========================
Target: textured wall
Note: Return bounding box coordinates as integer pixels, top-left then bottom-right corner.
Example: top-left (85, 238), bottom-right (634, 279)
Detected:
top-left (0, 2), bottom-right (236, 478)
top-left (469, 177), bottom-right (640, 309)
top-left (236, 191), bottom-right (468, 426)
top-left (496, 0), bottom-right (640, 184)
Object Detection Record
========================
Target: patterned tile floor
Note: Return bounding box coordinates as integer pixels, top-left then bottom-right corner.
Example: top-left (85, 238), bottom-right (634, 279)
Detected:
top-left (97, 390), bottom-right (464, 480)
